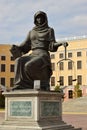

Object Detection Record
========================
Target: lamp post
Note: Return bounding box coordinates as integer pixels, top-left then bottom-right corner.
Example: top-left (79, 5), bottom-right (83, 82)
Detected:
top-left (57, 43), bottom-right (77, 86)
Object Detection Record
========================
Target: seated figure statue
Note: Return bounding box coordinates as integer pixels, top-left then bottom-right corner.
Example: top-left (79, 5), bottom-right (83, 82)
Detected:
top-left (10, 11), bottom-right (68, 91)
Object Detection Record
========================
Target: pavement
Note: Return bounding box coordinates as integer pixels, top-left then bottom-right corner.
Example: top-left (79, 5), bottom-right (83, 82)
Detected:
top-left (62, 96), bottom-right (87, 130)
top-left (63, 114), bottom-right (87, 130)
top-left (0, 111), bottom-right (5, 125)
top-left (0, 111), bottom-right (87, 130)
top-left (62, 96), bottom-right (87, 113)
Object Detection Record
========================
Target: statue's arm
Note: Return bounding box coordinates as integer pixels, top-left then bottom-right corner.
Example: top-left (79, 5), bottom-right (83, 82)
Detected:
top-left (49, 28), bottom-right (58, 52)
top-left (54, 41), bottom-right (68, 48)
top-left (18, 31), bottom-right (31, 54)
top-left (49, 28), bottom-right (68, 52)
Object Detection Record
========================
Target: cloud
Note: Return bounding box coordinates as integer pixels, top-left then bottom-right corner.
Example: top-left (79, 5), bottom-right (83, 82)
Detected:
top-left (0, 0), bottom-right (87, 43)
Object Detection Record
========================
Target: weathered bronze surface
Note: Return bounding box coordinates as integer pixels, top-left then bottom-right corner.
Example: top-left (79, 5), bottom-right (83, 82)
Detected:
top-left (10, 11), bottom-right (68, 90)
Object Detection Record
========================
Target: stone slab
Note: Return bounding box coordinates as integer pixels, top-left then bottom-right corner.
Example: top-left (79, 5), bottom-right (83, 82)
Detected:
top-left (0, 124), bottom-right (81, 130)
top-left (3, 90), bottom-right (63, 122)
top-left (0, 90), bottom-right (82, 130)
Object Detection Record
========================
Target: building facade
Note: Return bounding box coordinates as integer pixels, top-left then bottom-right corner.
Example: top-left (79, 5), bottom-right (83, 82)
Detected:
top-left (50, 37), bottom-right (87, 99)
top-left (0, 44), bottom-right (15, 89)
top-left (0, 37), bottom-right (87, 99)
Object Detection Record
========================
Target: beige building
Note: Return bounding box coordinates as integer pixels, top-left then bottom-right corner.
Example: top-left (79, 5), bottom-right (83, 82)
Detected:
top-left (50, 37), bottom-right (87, 96)
top-left (0, 44), bottom-right (15, 89)
top-left (0, 37), bottom-right (87, 96)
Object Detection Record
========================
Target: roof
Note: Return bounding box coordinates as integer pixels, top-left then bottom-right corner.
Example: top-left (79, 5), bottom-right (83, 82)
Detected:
top-left (57, 35), bottom-right (87, 42)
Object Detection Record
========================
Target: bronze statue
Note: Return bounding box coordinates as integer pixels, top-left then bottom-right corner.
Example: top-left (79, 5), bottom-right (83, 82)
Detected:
top-left (10, 11), bottom-right (68, 91)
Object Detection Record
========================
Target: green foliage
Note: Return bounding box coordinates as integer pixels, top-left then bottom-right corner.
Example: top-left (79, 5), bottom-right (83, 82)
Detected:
top-left (0, 93), bottom-right (5, 108)
top-left (74, 83), bottom-right (80, 91)
top-left (74, 83), bottom-right (82, 98)
top-left (54, 85), bottom-right (65, 101)
top-left (54, 85), bottom-right (60, 92)
top-left (77, 90), bottom-right (82, 97)
top-left (54, 85), bottom-right (63, 93)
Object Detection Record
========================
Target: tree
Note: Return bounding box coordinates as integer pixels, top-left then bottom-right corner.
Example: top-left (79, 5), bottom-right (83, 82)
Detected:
top-left (74, 83), bottom-right (82, 98)
top-left (54, 85), bottom-right (61, 92)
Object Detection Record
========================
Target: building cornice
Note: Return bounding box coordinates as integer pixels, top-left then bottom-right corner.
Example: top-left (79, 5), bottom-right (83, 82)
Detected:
top-left (57, 35), bottom-right (87, 42)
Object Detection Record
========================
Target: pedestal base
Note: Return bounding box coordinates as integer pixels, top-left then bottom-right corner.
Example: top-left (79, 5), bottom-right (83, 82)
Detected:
top-left (0, 122), bottom-right (80, 130)
top-left (0, 90), bottom-right (81, 130)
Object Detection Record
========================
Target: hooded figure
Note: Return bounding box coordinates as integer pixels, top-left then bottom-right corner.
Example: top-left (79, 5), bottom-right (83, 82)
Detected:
top-left (11, 11), bottom-right (61, 90)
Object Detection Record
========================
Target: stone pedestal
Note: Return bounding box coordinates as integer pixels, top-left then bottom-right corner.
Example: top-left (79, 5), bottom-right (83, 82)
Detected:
top-left (0, 90), bottom-right (81, 130)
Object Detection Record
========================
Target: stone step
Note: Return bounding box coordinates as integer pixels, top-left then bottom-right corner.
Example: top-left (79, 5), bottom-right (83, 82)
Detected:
top-left (63, 96), bottom-right (87, 113)
top-left (0, 120), bottom-right (82, 130)
top-left (0, 124), bottom-right (82, 130)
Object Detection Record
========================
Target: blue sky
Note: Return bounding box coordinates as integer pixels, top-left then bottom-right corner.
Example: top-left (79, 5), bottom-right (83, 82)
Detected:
top-left (0, 0), bottom-right (87, 44)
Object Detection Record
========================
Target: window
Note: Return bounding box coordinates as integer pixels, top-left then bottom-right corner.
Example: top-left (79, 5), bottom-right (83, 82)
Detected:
top-left (10, 78), bottom-right (14, 87)
top-left (77, 75), bottom-right (82, 85)
top-left (68, 90), bottom-right (73, 98)
top-left (77, 52), bottom-right (81, 57)
top-left (68, 76), bottom-right (72, 85)
top-left (50, 54), bottom-right (55, 59)
top-left (59, 62), bottom-right (64, 70)
top-left (51, 77), bottom-right (55, 86)
top-left (59, 53), bottom-right (63, 58)
top-left (1, 78), bottom-right (5, 86)
top-left (1, 64), bottom-right (5, 72)
top-left (10, 65), bottom-right (14, 72)
top-left (59, 76), bottom-right (64, 86)
top-left (1, 56), bottom-right (6, 60)
top-left (68, 61), bottom-right (72, 70)
top-left (51, 63), bottom-right (55, 71)
top-left (77, 61), bottom-right (82, 69)
top-left (68, 52), bottom-right (72, 58)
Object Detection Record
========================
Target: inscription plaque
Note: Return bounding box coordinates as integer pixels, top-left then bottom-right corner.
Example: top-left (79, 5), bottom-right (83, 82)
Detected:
top-left (41, 101), bottom-right (60, 117)
top-left (10, 101), bottom-right (32, 116)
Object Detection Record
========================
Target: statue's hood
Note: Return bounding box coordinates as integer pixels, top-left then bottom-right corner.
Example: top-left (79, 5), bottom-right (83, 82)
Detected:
top-left (34, 11), bottom-right (48, 25)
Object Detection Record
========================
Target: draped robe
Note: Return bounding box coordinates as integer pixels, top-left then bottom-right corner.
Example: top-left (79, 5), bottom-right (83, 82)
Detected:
top-left (12, 11), bottom-right (58, 90)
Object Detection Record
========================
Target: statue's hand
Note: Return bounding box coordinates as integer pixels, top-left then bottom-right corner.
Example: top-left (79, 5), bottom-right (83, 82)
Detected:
top-left (10, 45), bottom-right (22, 59)
top-left (62, 42), bottom-right (68, 47)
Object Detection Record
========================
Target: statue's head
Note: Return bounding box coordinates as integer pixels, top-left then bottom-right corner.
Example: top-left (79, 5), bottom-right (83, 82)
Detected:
top-left (34, 11), bottom-right (48, 26)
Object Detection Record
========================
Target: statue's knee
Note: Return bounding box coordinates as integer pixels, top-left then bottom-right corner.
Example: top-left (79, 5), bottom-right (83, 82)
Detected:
top-left (25, 62), bottom-right (32, 72)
